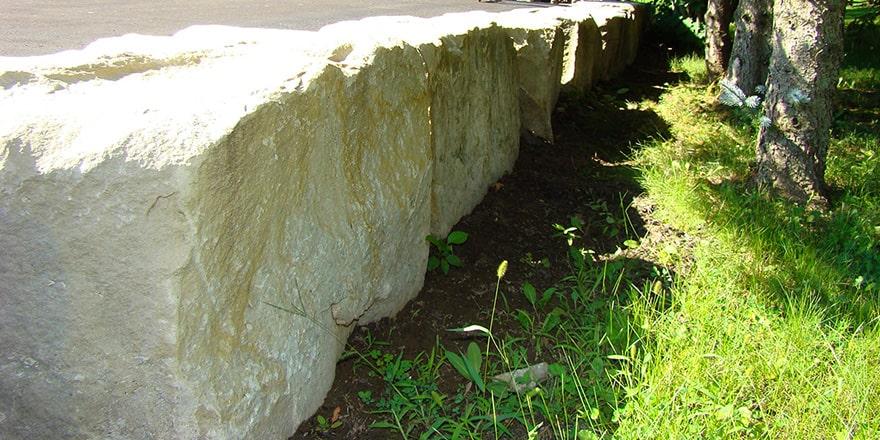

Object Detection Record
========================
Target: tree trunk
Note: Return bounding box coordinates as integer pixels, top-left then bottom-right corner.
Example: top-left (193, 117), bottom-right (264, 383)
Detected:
top-left (755, 0), bottom-right (845, 207)
top-left (725, 0), bottom-right (772, 95)
top-left (705, 0), bottom-right (738, 80)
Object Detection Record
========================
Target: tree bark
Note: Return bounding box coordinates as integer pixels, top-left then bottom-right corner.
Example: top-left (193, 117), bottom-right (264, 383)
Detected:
top-left (725, 0), bottom-right (772, 95)
top-left (755, 0), bottom-right (845, 208)
top-left (705, 0), bottom-right (738, 80)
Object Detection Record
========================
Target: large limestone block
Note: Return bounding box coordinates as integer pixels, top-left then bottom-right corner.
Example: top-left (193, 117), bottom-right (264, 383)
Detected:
top-left (423, 13), bottom-right (520, 237)
top-left (555, 2), bottom-right (644, 92)
top-left (0, 26), bottom-right (321, 440)
top-left (591, 4), bottom-right (631, 81)
top-left (177, 46), bottom-right (434, 440)
top-left (556, 4), bottom-right (602, 94)
top-left (321, 12), bottom-right (522, 238)
top-left (1, 24), bottom-right (434, 439)
top-left (597, 2), bottom-right (643, 70)
top-left (496, 9), bottom-right (569, 142)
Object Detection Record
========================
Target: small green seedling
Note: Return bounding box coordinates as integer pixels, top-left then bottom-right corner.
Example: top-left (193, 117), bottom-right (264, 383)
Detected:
top-left (522, 282), bottom-right (557, 310)
top-left (357, 390), bottom-right (373, 404)
top-left (315, 414), bottom-right (342, 433)
top-left (427, 231), bottom-right (469, 274)
top-left (444, 342), bottom-right (485, 392)
top-left (553, 216), bottom-right (584, 246)
top-left (520, 252), bottom-right (551, 269)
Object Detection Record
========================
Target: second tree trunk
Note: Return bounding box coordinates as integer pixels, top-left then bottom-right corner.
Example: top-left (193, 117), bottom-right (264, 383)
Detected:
top-left (755, 0), bottom-right (845, 207)
top-left (725, 0), bottom-right (772, 95)
top-left (705, 0), bottom-right (738, 79)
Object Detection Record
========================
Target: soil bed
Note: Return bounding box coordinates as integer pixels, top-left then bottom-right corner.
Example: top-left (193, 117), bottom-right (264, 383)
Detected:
top-left (292, 43), bottom-right (681, 439)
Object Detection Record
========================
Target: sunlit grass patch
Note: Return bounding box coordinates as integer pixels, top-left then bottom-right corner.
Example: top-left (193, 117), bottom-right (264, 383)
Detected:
top-left (618, 52), bottom-right (880, 439)
top-left (668, 53), bottom-right (709, 84)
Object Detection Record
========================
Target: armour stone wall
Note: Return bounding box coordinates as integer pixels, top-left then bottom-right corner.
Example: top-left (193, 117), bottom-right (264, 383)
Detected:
top-left (0, 3), bottom-right (645, 438)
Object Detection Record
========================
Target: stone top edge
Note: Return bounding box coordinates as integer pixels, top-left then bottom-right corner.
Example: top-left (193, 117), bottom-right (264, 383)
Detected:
top-left (1, 3), bottom-right (641, 68)
top-left (0, 3), bottom-right (640, 174)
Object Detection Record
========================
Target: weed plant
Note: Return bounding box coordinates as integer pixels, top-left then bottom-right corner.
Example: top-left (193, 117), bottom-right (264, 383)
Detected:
top-left (352, 221), bottom-right (654, 439)
top-left (668, 54), bottom-right (709, 84)
top-left (427, 231), bottom-right (469, 274)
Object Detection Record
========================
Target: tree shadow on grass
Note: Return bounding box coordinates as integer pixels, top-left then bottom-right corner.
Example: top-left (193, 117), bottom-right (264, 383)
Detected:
top-left (690, 176), bottom-right (880, 328)
top-left (684, 30), bottom-right (880, 328)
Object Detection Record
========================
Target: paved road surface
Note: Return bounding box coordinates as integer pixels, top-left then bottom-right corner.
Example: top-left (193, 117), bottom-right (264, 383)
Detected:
top-left (0, 0), bottom-right (551, 57)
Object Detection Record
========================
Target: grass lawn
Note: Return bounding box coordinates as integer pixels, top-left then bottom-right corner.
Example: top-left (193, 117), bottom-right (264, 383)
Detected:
top-left (616, 28), bottom-right (880, 438)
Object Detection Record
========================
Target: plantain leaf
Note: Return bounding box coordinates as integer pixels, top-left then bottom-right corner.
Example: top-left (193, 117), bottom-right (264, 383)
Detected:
top-left (540, 287), bottom-right (556, 307)
top-left (466, 342), bottom-right (482, 373)
top-left (515, 309), bottom-right (532, 331)
top-left (446, 348), bottom-right (485, 392)
top-left (487, 380), bottom-right (509, 396)
top-left (523, 282), bottom-right (537, 306)
top-left (445, 351), bottom-right (470, 379)
top-left (542, 309), bottom-right (562, 333)
top-left (464, 359), bottom-right (486, 393)
top-left (447, 230), bottom-right (469, 245)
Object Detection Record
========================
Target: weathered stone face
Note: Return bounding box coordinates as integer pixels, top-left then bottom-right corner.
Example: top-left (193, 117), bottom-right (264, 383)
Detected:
top-left (174, 41), bottom-right (436, 439)
top-left (1, 27), bottom-right (343, 440)
top-left (0, 5), bottom-right (644, 439)
top-left (497, 9), bottom-right (569, 142)
top-left (423, 17), bottom-right (520, 238)
top-left (592, 3), bottom-right (645, 81)
top-left (558, 4), bottom-right (602, 94)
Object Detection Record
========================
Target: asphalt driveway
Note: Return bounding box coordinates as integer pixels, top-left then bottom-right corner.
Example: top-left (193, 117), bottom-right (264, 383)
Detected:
top-left (0, 0), bottom-right (546, 57)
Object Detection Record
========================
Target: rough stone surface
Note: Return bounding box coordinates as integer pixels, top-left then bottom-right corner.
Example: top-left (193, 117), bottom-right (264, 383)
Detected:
top-left (497, 10), bottom-right (569, 142)
top-left (600, 2), bottom-right (646, 79)
top-left (1, 25), bottom-right (432, 440)
top-left (558, 4), bottom-right (602, 94)
top-left (0, 5), bottom-right (644, 439)
top-left (593, 7), bottom-right (627, 81)
top-left (423, 13), bottom-right (521, 237)
top-left (1, 27), bottom-right (322, 440)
